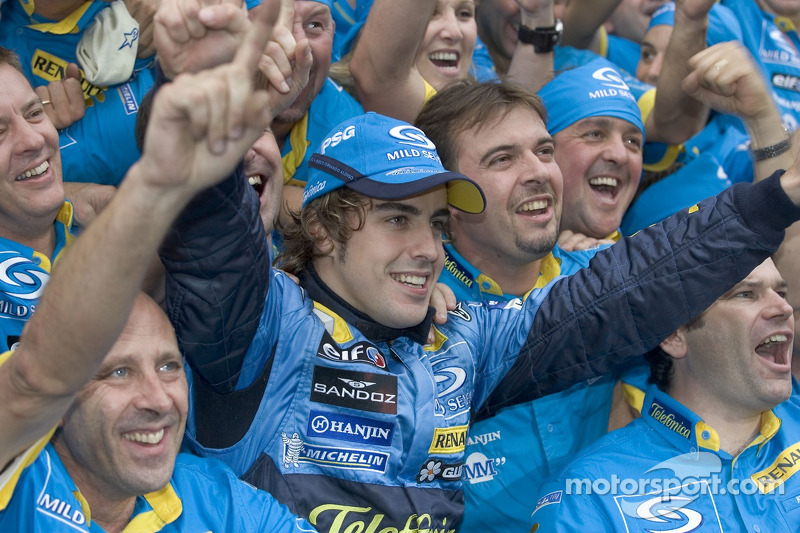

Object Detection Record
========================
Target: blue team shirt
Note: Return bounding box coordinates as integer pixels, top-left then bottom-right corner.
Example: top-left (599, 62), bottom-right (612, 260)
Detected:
top-left (0, 0), bottom-right (156, 186)
top-left (0, 440), bottom-right (316, 532)
top-left (439, 240), bottom-right (649, 533)
top-left (0, 202), bottom-right (74, 352)
top-left (281, 78), bottom-right (364, 187)
top-left (532, 386), bottom-right (800, 532)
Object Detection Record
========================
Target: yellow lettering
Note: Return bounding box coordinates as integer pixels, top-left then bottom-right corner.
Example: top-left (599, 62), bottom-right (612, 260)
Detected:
top-left (752, 442), bottom-right (800, 493)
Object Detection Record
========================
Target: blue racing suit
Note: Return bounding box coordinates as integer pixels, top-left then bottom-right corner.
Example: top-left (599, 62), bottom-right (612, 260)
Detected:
top-left (531, 385), bottom-right (800, 532)
top-left (160, 164), bottom-right (800, 533)
top-left (0, 202), bottom-right (74, 352)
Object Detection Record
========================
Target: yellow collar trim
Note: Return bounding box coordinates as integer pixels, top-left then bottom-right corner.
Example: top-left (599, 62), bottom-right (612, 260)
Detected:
top-left (621, 382), bottom-right (645, 414)
top-left (313, 301), bottom-right (354, 343)
top-left (26, 2), bottom-right (93, 35)
top-left (695, 421), bottom-right (720, 451)
top-left (605, 230), bottom-right (621, 242)
top-left (72, 490), bottom-right (92, 526)
top-left (123, 483), bottom-right (182, 532)
top-left (282, 113), bottom-right (311, 185)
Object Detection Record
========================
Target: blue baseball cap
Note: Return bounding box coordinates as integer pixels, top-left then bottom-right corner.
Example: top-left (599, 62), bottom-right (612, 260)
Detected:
top-left (304, 113), bottom-right (486, 214)
top-left (538, 58), bottom-right (645, 137)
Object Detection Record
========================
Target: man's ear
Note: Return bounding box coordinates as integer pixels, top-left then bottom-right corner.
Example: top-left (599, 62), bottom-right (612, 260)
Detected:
top-left (659, 329), bottom-right (689, 360)
top-left (308, 217), bottom-right (334, 255)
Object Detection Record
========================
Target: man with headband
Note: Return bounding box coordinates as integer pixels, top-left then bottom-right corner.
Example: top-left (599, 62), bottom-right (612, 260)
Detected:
top-left (538, 57), bottom-right (645, 242)
top-left (158, 42), bottom-right (800, 530)
top-left (414, 65), bottom-right (646, 531)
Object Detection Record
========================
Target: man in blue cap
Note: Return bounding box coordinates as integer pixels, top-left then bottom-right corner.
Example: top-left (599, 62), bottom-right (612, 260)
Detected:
top-left (160, 90), bottom-right (800, 533)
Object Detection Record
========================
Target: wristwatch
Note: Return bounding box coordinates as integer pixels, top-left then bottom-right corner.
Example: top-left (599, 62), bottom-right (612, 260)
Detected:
top-left (517, 19), bottom-right (563, 54)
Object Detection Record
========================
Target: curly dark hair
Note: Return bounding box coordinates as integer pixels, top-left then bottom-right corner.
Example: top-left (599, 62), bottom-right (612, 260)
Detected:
top-left (276, 188), bottom-right (371, 276)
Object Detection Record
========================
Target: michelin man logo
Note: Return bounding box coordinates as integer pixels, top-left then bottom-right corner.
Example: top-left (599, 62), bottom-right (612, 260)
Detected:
top-left (388, 125), bottom-right (437, 150)
top-left (281, 432), bottom-right (304, 468)
top-left (592, 67), bottom-right (630, 91)
top-left (0, 255), bottom-right (49, 300)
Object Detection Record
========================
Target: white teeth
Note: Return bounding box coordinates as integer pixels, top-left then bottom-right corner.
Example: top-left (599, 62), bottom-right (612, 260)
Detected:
top-left (16, 160), bottom-right (49, 181)
top-left (761, 334), bottom-right (788, 345)
top-left (429, 52), bottom-right (458, 62)
top-left (392, 274), bottom-right (426, 287)
top-left (520, 200), bottom-right (548, 212)
top-left (589, 177), bottom-right (618, 187)
top-left (248, 175), bottom-right (263, 187)
top-left (123, 428), bottom-right (165, 444)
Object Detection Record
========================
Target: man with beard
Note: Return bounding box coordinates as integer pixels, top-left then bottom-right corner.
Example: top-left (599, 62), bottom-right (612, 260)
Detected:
top-left (414, 70), bottom-right (643, 531)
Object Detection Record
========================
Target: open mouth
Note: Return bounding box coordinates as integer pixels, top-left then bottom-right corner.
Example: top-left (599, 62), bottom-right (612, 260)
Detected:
top-left (589, 176), bottom-right (619, 200)
top-left (248, 175), bottom-right (266, 196)
top-left (429, 51), bottom-right (459, 71)
top-left (16, 160), bottom-right (49, 181)
top-left (122, 428), bottom-right (165, 445)
top-left (755, 334), bottom-right (790, 367)
top-left (391, 273), bottom-right (427, 289)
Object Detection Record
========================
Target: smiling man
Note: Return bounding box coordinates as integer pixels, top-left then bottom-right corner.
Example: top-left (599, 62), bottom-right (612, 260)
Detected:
top-left (538, 57), bottom-right (645, 241)
top-left (162, 101), bottom-right (800, 533)
top-left (532, 258), bottom-right (799, 531)
top-left (0, 2), bottom-right (316, 529)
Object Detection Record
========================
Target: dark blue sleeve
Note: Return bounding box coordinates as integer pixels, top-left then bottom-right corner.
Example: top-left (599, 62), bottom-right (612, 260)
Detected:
top-left (478, 171), bottom-right (800, 416)
top-left (155, 68), bottom-right (270, 393)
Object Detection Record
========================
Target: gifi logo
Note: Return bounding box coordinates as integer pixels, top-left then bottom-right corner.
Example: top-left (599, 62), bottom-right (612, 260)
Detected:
top-left (320, 125), bottom-right (356, 154)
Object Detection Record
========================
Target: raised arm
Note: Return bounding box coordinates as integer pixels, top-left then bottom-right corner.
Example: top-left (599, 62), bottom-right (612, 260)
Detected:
top-left (560, 0), bottom-right (620, 52)
top-left (478, 162), bottom-right (800, 417)
top-left (682, 41), bottom-right (789, 182)
top-left (505, 0), bottom-right (557, 94)
top-left (0, 0), bottom-right (278, 468)
top-left (349, 0), bottom-right (434, 122)
top-left (647, 0), bottom-right (715, 144)
top-left (156, 0), bottom-right (310, 392)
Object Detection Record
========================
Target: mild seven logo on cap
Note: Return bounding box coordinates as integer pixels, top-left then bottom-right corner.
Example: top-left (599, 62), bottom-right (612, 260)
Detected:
top-left (589, 67), bottom-right (634, 101)
top-left (388, 125), bottom-right (437, 149)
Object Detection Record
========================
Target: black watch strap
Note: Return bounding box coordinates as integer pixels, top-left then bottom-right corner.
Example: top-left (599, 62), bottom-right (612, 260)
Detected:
top-left (517, 20), bottom-right (563, 54)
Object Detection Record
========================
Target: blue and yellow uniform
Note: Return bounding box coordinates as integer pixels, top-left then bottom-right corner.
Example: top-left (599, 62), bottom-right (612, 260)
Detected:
top-left (281, 78), bottom-right (364, 187)
top-left (532, 386), bottom-right (800, 532)
top-left (0, 0), bottom-right (156, 186)
top-left (0, 202), bottom-right (74, 352)
top-left (440, 242), bottom-right (601, 303)
top-left (439, 240), bottom-right (649, 533)
top-left (0, 438), bottom-right (316, 532)
top-left (721, 0), bottom-right (800, 131)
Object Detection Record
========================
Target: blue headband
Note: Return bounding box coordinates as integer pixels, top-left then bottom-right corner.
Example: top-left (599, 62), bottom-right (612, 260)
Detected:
top-left (538, 58), bottom-right (644, 136)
